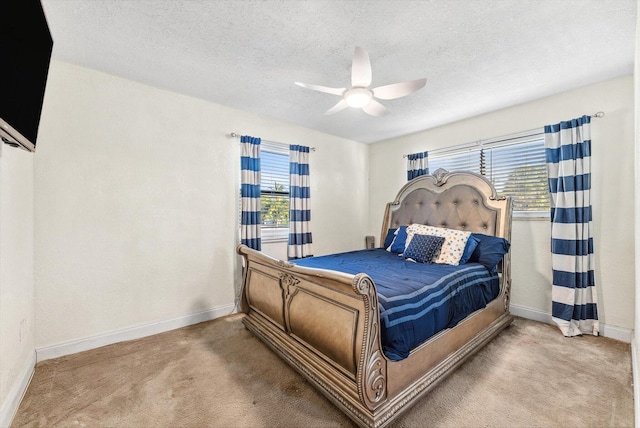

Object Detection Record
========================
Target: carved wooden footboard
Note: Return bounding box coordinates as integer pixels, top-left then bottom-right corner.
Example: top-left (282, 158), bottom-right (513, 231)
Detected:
top-left (237, 170), bottom-right (513, 427)
top-left (238, 248), bottom-right (388, 422)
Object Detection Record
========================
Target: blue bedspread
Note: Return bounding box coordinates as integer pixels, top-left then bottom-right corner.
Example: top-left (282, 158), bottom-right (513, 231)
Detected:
top-left (294, 249), bottom-right (499, 361)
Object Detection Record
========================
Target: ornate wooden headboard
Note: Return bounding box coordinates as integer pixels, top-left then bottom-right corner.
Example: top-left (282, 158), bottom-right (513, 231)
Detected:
top-left (380, 169), bottom-right (512, 244)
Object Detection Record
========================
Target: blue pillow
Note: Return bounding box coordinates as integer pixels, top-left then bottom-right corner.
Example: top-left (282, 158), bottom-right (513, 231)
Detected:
top-left (383, 228), bottom-right (397, 249)
top-left (459, 234), bottom-right (480, 264)
top-left (389, 226), bottom-right (409, 254)
top-left (469, 233), bottom-right (511, 272)
top-left (403, 234), bottom-right (445, 264)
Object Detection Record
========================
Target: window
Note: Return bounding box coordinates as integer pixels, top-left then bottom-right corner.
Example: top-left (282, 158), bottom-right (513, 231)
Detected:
top-left (429, 133), bottom-right (549, 216)
top-left (260, 142), bottom-right (289, 241)
top-left (428, 143), bottom-right (482, 174)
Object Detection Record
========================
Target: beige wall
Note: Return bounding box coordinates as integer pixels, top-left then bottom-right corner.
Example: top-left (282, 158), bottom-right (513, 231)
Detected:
top-left (34, 60), bottom-right (369, 350)
top-left (369, 76), bottom-right (635, 333)
top-left (0, 146), bottom-right (34, 425)
top-left (633, 0), bottom-right (639, 425)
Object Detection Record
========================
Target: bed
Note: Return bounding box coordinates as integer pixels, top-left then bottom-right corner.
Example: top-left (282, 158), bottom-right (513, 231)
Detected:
top-left (236, 169), bottom-right (513, 427)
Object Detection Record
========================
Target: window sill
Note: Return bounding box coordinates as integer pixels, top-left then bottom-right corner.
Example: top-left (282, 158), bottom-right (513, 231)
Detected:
top-left (513, 212), bottom-right (550, 221)
top-left (262, 238), bottom-right (288, 244)
top-left (261, 226), bottom-right (289, 242)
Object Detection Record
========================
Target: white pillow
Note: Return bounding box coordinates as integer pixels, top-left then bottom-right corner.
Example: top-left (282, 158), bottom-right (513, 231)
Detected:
top-left (405, 224), bottom-right (471, 266)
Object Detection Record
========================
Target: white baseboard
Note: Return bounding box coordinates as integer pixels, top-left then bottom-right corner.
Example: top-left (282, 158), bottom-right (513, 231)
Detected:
top-left (36, 303), bottom-right (236, 362)
top-left (632, 338), bottom-right (639, 428)
top-left (599, 323), bottom-right (634, 343)
top-left (0, 351), bottom-right (35, 428)
top-left (510, 303), bottom-right (632, 343)
top-left (509, 304), bottom-right (552, 324)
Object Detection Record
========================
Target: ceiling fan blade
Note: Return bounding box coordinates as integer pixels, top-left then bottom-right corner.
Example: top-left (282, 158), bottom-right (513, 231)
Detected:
top-left (372, 78), bottom-right (427, 100)
top-left (295, 82), bottom-right (345, 96)
top-left (362, 99), bottom-right (388, 117)
top-left (325, 99), bottom-right (349, 115)
top-left (351, 46), bottom-right (372, 88)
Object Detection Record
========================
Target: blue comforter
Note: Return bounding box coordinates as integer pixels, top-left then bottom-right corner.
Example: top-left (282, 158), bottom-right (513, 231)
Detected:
top-left (294, 249), bottom-right (500, 361)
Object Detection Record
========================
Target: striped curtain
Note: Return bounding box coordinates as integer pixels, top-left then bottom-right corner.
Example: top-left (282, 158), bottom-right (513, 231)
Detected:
top-left (240, 135), bottom-right (261, 250)
top-left (288, 145), bottom-right (313, 259)
top-left (407, 151), bottom-right (429, 180)
top-left (544, 115), bottom-right (598, 336)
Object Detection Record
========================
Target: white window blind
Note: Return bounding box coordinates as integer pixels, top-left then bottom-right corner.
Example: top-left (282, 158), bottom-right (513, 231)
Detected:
top-left (428, 133), bottom-right (549, 215)
top-left (429, 147), bottom-right (482, 174)
top-left (260, 142), bottom-right (289, 241)
top-left (485, 139), bottom-right (549, 212)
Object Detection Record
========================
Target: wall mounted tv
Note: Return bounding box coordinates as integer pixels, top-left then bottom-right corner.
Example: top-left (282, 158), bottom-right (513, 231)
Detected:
top-left (0, 1), bottom-right (53, 152)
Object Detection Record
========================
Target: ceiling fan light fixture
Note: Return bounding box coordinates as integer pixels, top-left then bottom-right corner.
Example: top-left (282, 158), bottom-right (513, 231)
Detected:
top-left (344, 87), bottom-right (372, 108)
top-left (295, 47), bottom-right (427, 117)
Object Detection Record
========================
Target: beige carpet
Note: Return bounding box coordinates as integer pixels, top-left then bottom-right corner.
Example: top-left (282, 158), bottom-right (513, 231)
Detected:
top-left (12, 315), bottom-right (633, 427)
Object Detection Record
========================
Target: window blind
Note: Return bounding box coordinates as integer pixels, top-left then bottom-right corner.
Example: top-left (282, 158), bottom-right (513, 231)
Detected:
top-left (427, 132), bottom-right (549, 213)
top-left (485, 139), bottom-right (549, 212)
top-left (429, 149), bottom-right (482, 174)
top-left (260, 144), bottom-right (290, 240)
top-left (261, 150), bottom-right (290, 194)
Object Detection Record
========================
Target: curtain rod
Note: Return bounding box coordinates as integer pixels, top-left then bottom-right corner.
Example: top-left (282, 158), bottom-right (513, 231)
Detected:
top-left (402, 111), bottom-right (605, 158)
top-left (228, 132), bottom-right (316, 151)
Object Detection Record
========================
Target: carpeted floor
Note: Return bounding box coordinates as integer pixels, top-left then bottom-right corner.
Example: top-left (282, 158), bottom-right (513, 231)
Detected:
top-left (12, 315), bottom-right (633, 427)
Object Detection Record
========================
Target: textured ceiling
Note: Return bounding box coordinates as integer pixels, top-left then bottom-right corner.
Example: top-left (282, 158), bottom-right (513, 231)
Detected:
top-left (41, 0), bottom-right (636, 144)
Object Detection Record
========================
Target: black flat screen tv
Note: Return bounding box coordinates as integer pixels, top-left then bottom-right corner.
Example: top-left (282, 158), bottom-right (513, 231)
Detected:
top-left (0, 1), bottom-right (53, 152)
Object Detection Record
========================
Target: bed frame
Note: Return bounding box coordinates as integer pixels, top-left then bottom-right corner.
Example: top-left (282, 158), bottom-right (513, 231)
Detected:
top-left (236, 169), bottom-right (513, 427)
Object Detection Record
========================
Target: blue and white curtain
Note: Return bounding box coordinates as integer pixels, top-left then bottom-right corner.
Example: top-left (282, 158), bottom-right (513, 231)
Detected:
top-left (288, 145), bottom-right (313, 259)
top-left (240, 135), bottom-right (261, 251)
top-left (407, 151), bottom-right (429, 181)
top-left (544, 115), bottom-right (598, 336)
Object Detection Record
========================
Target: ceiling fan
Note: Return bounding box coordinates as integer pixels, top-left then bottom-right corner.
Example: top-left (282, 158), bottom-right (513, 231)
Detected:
top-left (295, 46), bottom-right (427, 117)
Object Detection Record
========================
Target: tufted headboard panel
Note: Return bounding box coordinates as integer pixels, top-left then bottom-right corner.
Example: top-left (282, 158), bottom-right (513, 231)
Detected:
top-left (380, 169), bottom-right (512, 243)
top-left (389, 185), bottom-right (498, 235)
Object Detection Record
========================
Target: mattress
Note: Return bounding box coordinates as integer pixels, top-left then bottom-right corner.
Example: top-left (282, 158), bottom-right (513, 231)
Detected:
top-left (294, 248), bottom-right (500, 360)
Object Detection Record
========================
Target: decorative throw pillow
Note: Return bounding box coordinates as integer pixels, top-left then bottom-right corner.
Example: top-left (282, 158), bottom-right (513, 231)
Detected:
top-left (458, 234), bottom-right (480, 264)
top-left (383, 228), bottom-right (397, 249)
top-left (403, 234), bottom-right (445, 264)
top-left (469, 233), bottom-right (511, 272)
top-left (405, 224), bottom-right (472, 265)
top-left (387, 226), bottom-right (409, 254)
